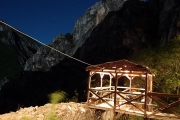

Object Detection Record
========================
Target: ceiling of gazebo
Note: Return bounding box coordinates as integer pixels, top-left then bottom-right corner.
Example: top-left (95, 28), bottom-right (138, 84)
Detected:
top-left (86, 59), bottom-right (154, 75)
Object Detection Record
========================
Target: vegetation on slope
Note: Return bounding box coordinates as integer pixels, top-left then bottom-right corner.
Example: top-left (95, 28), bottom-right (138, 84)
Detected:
top-left (131, 36), bottom-right (180, 94)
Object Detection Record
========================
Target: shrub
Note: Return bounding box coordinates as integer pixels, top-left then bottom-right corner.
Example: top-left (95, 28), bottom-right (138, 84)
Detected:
top-left (131, 36), bottom-right (180, 94)
top-left (48, 91), bottom-right (68, 104)
top-left (45, 111), bottom-right (59, 120)
top-left (64, 33), bottom-right (73, 44)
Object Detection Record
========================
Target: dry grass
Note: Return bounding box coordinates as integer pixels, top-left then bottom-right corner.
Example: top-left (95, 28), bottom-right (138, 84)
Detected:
top-left (0, 102), bottom-right (114, 120)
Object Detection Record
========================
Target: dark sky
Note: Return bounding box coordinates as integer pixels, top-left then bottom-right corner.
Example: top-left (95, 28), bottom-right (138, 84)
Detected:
top-left (1, 0), bottom-right (100, 44)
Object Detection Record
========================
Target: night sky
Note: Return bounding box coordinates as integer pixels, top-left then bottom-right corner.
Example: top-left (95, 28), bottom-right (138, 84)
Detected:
top-left (1, 0), bottom-right (100, 44)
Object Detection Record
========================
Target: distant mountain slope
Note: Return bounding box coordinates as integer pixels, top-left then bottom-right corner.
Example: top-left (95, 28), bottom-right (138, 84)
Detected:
top-left (0, 21), bottom-right (41, 80)
top-left (78, 0), bottom-right (180, 64)
top-left (1, 0), bottom-right (180, 115)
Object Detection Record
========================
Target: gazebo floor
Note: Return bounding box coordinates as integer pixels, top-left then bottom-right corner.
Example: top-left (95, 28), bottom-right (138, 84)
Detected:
top-left (87, 101), bottom-right (180, 120)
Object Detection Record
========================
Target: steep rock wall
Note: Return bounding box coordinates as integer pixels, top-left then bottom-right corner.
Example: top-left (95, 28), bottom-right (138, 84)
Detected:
top-left (72, 0), bottom-right (125, 55)
top-left (0, 22), bottom-right (41, 66)
top-left (0, 21), bottom-right (41, 90)
top-left (24, 0), bottom-right (125, 71)
top-left (78, 0), bottom-right (180, 64)
top-left (24, 34), bottom-right (73, 71)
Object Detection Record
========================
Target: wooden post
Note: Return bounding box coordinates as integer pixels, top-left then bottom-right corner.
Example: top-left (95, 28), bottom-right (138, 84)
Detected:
top-left (130, 76), bottom-right (132, 92)
top-left (148, 74), bottom-right (152, 106)
top-left (100, 73), bottom-right (104, 88)
top-left (144, 73), bottom-right (148, 119)
top-left (87, 71), bottom-right (92, 103)
top-left (110, 75), bottom-right (112, 90)
top-left (148, 74), bottom-right (152, 92)
top-left (113, 73), bottom-right (118, 120)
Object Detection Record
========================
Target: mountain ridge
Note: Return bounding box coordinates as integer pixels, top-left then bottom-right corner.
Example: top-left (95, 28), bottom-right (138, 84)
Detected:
top-left (24, 0), bottom-right (126, 71)
top-left (1, 0), bottom-right (180, 115)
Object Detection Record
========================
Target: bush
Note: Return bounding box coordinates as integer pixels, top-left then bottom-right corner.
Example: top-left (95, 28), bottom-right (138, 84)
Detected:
top-left (45, 111), bottom-right (59, 120)
top-left (64, 33), bottom-right (73, 44)
top-left (131, 36), bottom-right (180, 94)
top-left (48, 91), bottom-right (68, 104)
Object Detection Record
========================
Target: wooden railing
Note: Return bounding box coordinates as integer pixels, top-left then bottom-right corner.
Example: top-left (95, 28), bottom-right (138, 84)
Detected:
top-left (88, 87), bottom-right (114, 108)
top-left (87, 86), bottom-right (146, 109)
top-left (87, 87), bottom-right (180, 119)
top-left (147, 92), bottom-right (180, 118)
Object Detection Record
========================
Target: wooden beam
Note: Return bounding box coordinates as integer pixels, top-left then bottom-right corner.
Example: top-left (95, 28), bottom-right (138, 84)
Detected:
top-left (87, 70), bottom-right (147, 76)
top-left (89, 71), bottom-right (96, 77)
top-left (148, 74), bottom-right (153, 92)
top-left (148, 92), bottom-right (180, 98)
top-left (110, 75), bottom-right (112, 90)
top-left (144, 73), bottom-right (148, 119)
top-left (89, 89), bottom-right (114, 108)
top-left (130, 77), bottom-right (132, 92)
top-left (116, 93), bottom-right (144, 102)
top-left (113, 73), bottom-right (118, 120)
top-left (109, 72), bottom-right (116, 78)
top-left (87, 72), bottom-right (91, 104)
top-left (116, 93), bottom-right (144, 112)
top-left (88, 105), bottom-right (180, 120)
top-left (159, 100), bottom-right (180, 113)
top-left (100, 73), bottom-right (104, 88)
top-left (117, 91), bottom-right (144, 95)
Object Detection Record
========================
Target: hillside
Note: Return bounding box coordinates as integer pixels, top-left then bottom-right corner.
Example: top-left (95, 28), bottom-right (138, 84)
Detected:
top-left (0, 103), bottom-right (114, 120)
top-left (0, 21), bottom-right (41, 81)
top-left (131, 36), bottom-right (180, 94)
top-left (1, 0), bottom-right (180, 116)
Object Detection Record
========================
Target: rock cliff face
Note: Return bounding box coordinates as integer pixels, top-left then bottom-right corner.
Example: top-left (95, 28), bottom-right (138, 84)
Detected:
top-left (156, 0), bottom-right (180, 46)
top-left (24, 34), bottom-right (73, 71)
top-left (24, 0), bottom-right (126, 71)
top-left (78, 0), bottom-right (180, 65)
top-left (72, 0), bottom-right (125, 53)
top-left (0, 21), bottom-right (41, 80)
top-left (0, 22), bottom-right (41, 66)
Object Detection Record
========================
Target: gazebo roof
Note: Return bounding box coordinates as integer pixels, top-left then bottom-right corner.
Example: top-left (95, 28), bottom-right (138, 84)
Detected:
top-left (86, 59), bottom-right (154, 75)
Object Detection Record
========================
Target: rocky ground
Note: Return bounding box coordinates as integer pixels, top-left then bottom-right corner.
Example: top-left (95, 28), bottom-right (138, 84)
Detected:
top-left (0, 102), bottom-right (114, 120)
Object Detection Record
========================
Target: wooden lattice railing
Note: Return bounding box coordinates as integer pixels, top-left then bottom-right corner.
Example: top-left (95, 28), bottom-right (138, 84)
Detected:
top-left (87, 87), bottom-right (180, 119)
top-left (147, 92), bottom-right (180, 118)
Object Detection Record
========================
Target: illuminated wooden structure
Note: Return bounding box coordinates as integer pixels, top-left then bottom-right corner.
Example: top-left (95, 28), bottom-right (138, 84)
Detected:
top-left (86, 59), bottom-right (180, 120)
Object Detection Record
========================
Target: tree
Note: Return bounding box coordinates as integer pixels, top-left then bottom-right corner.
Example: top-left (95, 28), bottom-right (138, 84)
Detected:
top-left (64, 33), bottom-right (73, 40)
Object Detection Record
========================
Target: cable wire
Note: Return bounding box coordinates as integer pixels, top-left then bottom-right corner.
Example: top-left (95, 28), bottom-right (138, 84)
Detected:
top-left (0, 20), bottom-right (92, 66)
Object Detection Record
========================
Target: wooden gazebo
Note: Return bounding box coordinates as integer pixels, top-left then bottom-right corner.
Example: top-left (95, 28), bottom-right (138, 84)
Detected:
top-left (86, 59), bottom-right (180, 120)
